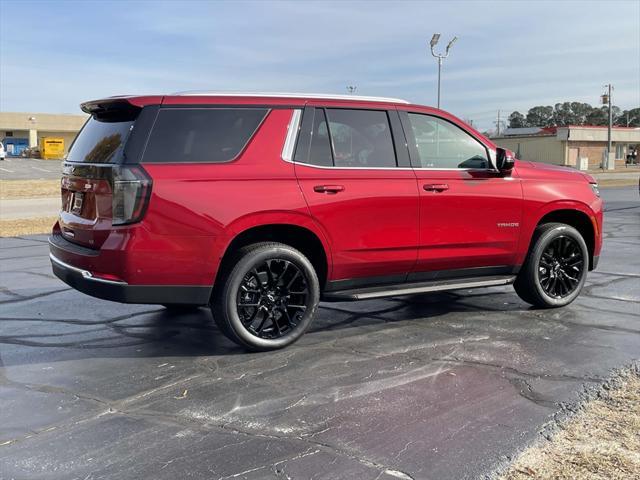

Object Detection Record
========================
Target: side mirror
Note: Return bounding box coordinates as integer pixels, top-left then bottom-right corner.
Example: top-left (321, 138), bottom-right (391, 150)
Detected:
top-left (496, 147), bottom-right (515, 172)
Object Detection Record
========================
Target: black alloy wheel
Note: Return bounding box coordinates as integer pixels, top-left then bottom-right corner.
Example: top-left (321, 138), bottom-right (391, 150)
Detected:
top-left (236, 259), bottom-right (309, 339)
top-left (537, 235), bottom-right (585, 298)
top-left (212, 242), bottom-right (320, 351)
top-left (514, 223), bottom-right (589, 308)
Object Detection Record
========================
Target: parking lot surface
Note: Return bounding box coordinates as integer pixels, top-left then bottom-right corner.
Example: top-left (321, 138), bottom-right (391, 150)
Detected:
top-left (0, 187), bottom-right (638, 480)
top-left (0, 157), bottom-right (62, 180)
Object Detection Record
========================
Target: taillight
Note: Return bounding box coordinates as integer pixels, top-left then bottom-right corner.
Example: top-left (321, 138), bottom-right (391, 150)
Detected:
top-left (112, 165), bottom-right (152, 225)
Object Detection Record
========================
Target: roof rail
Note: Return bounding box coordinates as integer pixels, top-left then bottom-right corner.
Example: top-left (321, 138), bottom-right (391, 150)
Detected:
top-left (171, 91), bottom-right (410, 104)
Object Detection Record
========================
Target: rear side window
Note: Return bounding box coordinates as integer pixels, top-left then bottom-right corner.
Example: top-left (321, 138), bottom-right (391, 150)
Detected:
top-left (142, 108), bottom-right (268, 163)
top-left (67, 118), bottom-right (134, 163)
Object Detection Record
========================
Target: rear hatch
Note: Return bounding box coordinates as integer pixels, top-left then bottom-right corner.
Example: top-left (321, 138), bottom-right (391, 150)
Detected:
top-left (59, 100), bottom-right (154, 249)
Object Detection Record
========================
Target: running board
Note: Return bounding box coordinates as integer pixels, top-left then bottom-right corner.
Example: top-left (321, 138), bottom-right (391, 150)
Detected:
top-left (322, 275), bottom-right (516, 301)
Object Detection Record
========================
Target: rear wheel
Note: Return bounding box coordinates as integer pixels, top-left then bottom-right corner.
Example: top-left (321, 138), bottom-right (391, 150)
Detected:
top-left (212, 242), bottom-right (320, 351)
top-left (514, 223), bottom-right (588, 308)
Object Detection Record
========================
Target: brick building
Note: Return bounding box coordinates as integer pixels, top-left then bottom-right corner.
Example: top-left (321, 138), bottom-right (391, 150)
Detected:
top-left (492, 126), bottom-right (639, 170)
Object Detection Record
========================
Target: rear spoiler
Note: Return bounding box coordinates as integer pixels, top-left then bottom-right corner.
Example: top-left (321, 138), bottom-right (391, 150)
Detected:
top-left (80, 96), bottom-right (163, 120)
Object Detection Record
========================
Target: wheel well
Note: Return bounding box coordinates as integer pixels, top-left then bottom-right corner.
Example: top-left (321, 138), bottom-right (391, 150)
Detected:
top-left (216, 224), bottom-right (329, 288)
top-left (537, 209), bottom-right (596, 269)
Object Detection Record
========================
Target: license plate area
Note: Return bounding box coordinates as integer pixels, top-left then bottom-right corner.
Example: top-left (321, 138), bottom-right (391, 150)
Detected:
top-left (71, 192), bottom-right (84, 215)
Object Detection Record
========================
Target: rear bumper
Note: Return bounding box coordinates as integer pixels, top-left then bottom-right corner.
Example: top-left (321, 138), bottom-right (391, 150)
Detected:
top-left (50, 247), bottom-right (211, 305)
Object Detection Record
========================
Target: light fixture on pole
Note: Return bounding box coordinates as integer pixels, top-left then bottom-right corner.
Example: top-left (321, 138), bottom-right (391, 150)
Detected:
top-left (429, 34), bottom-right (457, 109)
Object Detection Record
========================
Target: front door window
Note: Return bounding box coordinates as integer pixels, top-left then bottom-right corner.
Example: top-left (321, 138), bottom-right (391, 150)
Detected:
top-left (408, 113), bottom-right (489, 169)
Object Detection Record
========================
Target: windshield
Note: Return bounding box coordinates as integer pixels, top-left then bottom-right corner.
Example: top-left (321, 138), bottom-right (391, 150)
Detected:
top-left (67, 117), bottom-right (134, 163)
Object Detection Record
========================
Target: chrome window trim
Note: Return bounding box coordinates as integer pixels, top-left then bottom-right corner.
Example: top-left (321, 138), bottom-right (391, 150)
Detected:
top-left (286, 161), bottom-right (491, 172)
top-left (50, 253), bottom-right (128, 285)
top-left (281, 109), bottom-right (302, 162)
top-left (281, 108), bottom-right (499, 173)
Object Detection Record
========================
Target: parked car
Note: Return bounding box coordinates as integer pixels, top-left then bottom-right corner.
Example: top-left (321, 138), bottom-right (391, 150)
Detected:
top-left (20, 146), bottom-right (41, 159)
top-left (0, 141), bottom-right (5, 160)
top-left (50, 93), bottom-right (603, 350)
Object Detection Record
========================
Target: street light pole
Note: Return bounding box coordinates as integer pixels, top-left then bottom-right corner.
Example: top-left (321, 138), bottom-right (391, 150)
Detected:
top-left (430, 34), bottom-right (457, 109)
top-left (436, 57), bottom-right (442, 109)
top-left (607, 84), bottom-right (613, 165)
top-left (602, 84), bottom-right (614, 170)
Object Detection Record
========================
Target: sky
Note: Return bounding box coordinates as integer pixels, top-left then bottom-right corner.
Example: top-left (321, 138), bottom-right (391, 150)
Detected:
top-left (1, 0), bottom-right (639, 131)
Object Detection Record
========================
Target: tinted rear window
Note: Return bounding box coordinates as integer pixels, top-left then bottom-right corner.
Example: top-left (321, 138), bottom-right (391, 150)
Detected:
top-left (326, 109), bottom-right (397, 168)
top-left (294, 108), bottom-right (333, 167)
top-left (67, 118), bottom-right (134, 163)
top-left (142, 108), bottom-right (268, 163)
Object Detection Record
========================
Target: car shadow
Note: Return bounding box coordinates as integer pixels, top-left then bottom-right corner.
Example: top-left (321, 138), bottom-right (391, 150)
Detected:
top-left (310, 287), bottom-right (525, 332)
top-left (0, 287), bottom-right (529, 366)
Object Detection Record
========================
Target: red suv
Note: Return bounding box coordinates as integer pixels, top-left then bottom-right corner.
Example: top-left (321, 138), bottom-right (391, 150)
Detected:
top-left (50, 93), bottom-right (603, 350)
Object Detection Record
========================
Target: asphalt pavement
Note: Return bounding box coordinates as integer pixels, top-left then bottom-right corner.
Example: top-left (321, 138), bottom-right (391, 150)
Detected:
top-left (0, 187), bottom-right (638, 480)
top-left (0, 157), bottom-right (62, 180)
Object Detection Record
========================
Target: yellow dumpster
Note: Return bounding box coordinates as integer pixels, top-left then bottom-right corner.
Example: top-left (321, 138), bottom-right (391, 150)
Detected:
top-left (40, 137), bottom-right (65, 160)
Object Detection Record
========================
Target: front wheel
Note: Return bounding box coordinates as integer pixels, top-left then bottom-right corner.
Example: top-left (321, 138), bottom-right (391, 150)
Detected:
top-left (514, 223), bottom-right (589, 308)
top-left (211, 242), bottom-right (320, 351)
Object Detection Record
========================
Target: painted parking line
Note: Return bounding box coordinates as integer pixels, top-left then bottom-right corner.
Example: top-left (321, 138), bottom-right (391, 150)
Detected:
top-left (30, 166), bottom-right (53, 172)
top-left (0, 167), bottom-right (15, 173)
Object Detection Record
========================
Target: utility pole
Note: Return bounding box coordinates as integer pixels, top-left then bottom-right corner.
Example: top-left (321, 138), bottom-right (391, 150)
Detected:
top-left (496, 110), bottom-right (501, 136)
top-left (429, 34), bottom-right (457, 108)
top-left (601, 84), bottom-right (614, 170)
top-left (607, 84), bottom-right (613, 165)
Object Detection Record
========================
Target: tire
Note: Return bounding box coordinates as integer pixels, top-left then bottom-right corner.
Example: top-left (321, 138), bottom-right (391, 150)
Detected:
top-left (514, 223), bottom-right (589, 308)
top-left (211, 242), bottom-right (320, 351)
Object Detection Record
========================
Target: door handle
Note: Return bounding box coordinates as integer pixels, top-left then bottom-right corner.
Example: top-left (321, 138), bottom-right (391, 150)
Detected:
top-left (314, 185), bottom-right (345, 194)
top-left (423, 183), bottom-right (449, 192)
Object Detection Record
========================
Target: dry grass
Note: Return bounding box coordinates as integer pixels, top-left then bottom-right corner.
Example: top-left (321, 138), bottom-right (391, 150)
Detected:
top-left (503, 368), bottom-right (640, 480)
top-left (0, 180), bottom-right (60, 199)
top-left (0, 217), bottom-right (57, 237)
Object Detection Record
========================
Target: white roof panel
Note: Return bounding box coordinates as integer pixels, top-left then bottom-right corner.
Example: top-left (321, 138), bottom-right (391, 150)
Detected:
top-left (171, 91), bottom-right (410, 104)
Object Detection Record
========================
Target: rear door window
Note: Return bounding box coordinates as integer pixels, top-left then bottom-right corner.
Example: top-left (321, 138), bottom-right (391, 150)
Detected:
top-left (295, 108), bottom-right (398, 168)
top-left (142, 108), bottom-right (268, 163)
top-left (326, 109), bottom-right (397, 168)
top-left (294, 108), bottom-right (333, 167)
